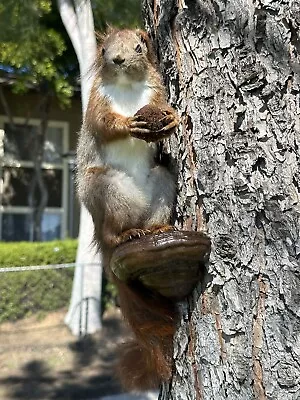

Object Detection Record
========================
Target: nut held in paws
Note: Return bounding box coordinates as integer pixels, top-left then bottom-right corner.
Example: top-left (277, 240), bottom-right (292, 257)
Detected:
top-left (135, 105), bottom-right (169, 132)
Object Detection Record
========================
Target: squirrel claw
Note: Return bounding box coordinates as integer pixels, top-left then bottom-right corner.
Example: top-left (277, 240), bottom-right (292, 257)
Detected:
top-left (132, 115), bottom-right (144, 122)
top-left (130, 120), bottom-right (149, 128)
top-left (149, 225), bottom-right (177, 235)
top-left (130, 127), bottom-right (152, 135)
top-left (118, 226), bottom-right (177, 245)
top-left (157, 119), bottom-right (178, 133)
top-left (119, 228), bottom-right (152, 244)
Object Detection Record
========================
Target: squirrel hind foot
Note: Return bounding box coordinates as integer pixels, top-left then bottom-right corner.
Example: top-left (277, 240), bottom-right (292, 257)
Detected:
top-left (118, 225), bottom-right (176, 245)
top-left (118, 228), bottom-right (151, 244)
top-left (117, 340), bottom-right (171, 391)
top-left (147, 224), bottom-right (177, 234)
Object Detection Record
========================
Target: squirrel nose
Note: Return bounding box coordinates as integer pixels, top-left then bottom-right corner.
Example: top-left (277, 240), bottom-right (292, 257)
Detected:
top-left (113, 56), bottom-right (125, 65)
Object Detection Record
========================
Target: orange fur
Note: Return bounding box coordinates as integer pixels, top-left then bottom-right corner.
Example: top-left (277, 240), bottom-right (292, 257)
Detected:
top-left (113, 277), bottom-right (176, 390)
top-left (76, 29), bottom-right (179, 390)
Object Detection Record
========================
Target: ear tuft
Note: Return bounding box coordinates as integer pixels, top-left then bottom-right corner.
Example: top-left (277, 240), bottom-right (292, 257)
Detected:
top-left (95, 31), bottom-right (106, 44)
top-left (137, 29), bottom-right (150, 45)
top-left (95, 25), bottom-right (115, 44)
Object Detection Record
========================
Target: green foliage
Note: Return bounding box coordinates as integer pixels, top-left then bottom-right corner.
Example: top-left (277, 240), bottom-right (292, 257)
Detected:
top-left (0, 0), bottom-right (52, 42)
top-left (101, 276), bottom-right (118, 312)
top-left (0, 239), bottom-right (77, 323)
top-left (0, 0), bottom-right (141, 107)
top-left (0, 239), bottom-right (116, 323)
top-left (0, 0), bottom-right (73, 107)
top-left (92, 0), bottom-right (141, 31)
top-left (0, 239), bottom-right (77, 267)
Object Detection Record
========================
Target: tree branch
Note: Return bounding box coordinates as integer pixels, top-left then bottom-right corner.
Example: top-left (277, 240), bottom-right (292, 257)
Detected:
top-left (57, 0), bottom-right (83, 65)
top-left (73, 0), bottom-right (97, 113)
top-left (0, 85), bottom-right (14, 128)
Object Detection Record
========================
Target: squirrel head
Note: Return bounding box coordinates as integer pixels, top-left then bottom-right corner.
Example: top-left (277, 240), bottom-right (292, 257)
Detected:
top-left (95, 29), bottom-right (158, 85)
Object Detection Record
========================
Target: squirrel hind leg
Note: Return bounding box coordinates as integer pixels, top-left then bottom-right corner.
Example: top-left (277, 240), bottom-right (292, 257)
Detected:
top-left (118, 227), bottom-right (152, 244)
top-left (146, 165), bottom-right (176, 227)
top-left (117, 340), bottom-right (172, 391)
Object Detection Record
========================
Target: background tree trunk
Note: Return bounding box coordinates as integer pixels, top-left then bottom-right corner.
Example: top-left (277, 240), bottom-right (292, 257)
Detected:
top-left (31, 92), bottom-right (51, 242)
top-left (143, 0), bottom-right (300, 398)
top-left (0, 84), bottom-right (50, 241)
top-left (58, 0), bottom-right (102, 335)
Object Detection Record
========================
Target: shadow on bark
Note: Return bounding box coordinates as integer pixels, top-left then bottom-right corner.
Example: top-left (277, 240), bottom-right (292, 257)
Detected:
top-left (143, 0), bottom-right (300, 80)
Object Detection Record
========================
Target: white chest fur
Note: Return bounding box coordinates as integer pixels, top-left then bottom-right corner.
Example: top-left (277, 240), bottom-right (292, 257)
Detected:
top-left (99, 80), bottom-right (153, 117)
top-left (103, 137), bottom-right (155, 187)
top-left (99, 80), bottom-right (155, 187)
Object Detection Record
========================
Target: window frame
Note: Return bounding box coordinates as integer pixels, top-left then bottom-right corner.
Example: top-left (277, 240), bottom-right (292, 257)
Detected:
top-left (0, 116), bottom-right (69, 241)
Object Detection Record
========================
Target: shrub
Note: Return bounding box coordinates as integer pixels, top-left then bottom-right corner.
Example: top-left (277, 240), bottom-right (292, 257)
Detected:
top-left (0, 240), bottom-right (77, 323)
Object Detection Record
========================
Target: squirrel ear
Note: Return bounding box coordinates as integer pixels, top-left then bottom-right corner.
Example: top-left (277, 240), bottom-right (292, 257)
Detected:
top-left (137, 30), bottom-right (150, 45)
top-left (95, 31), bottom-right (105, 44)
top-left (96, 25), bottom-right (116, 44)
top-left (136, 30), bottom-right (158, 66)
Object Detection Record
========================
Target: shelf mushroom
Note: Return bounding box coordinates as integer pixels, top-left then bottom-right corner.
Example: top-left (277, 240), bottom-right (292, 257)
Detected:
top-left (110, 230), bottom-right (211, 300)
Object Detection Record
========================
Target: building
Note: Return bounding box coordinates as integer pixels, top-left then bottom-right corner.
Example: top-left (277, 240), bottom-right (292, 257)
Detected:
top-left (0, 82), bottom-right (82, 241)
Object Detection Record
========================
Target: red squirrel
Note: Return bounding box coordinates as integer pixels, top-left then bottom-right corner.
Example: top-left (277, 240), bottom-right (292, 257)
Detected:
top-left (76, 28), bottom-right (179, 390)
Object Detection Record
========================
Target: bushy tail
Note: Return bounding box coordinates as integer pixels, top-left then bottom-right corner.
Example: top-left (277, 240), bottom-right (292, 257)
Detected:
top-left (117, 340), bottom-right (170, 390)
top-left (114, 277), bottom-right (176, 390)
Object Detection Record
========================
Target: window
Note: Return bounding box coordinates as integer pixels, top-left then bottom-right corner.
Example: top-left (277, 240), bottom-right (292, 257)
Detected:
top-left (0, 117), bottom-right (69, 241)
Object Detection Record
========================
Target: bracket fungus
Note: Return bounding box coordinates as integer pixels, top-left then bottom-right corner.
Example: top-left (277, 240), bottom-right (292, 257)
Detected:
top-left (110, 230), bottom-right (211, 300)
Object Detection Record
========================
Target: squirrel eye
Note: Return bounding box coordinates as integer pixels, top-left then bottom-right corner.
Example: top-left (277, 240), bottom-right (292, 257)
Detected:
top-left (140, 35), bottom-right (147, 45)
top-left (135, 44), bottom-right (142, 54)
top-left (101, 48), bottom-right (106, 56)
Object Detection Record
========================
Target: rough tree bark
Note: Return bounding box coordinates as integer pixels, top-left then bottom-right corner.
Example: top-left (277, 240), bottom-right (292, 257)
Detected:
top-left (143, 0), bottom-right (300, 399)
top-left (58, 0), bottom-right (102, 335)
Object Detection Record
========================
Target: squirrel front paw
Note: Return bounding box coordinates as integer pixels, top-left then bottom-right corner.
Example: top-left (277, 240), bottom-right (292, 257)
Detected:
top-left (129, 105), bottom-right (178, 142)
top-left (128, 117), bottom-right (152, 137)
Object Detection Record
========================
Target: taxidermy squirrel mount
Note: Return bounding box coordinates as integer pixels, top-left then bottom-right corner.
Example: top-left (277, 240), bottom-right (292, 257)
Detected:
top-left (76, 28), bottom-right (211, 390)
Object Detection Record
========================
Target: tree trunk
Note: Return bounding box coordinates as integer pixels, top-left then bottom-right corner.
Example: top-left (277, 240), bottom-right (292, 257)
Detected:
top-left (58, 0), bottom-right (102, 335)
top-left (1, 84), bottom-right (50, 241)
top-left (32, 93), bottom-right (51, 241)
top-left (143, 0), bottom-right (300, 399)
